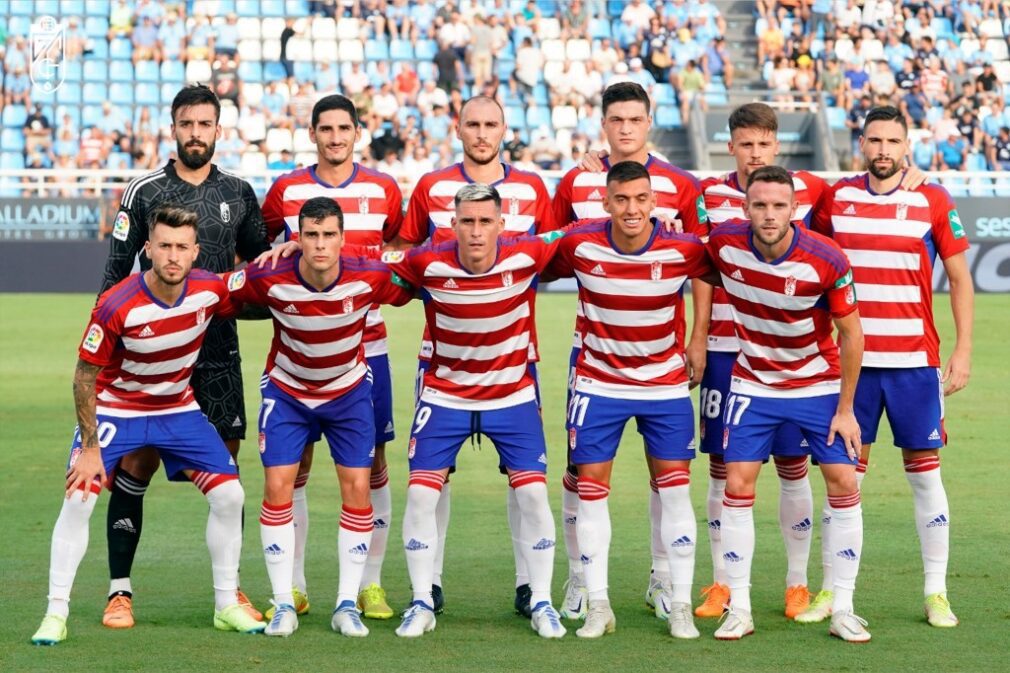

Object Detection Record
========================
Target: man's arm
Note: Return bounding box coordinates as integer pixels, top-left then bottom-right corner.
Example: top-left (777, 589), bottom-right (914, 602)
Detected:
top-left (828, 309), bottom-right (864, 460)
top-left (68, 359), bottom-right (106, 499)
top-left (687, 280), bottom-right (712, 389)
top-left (941, 251), bottom-right (973, 395)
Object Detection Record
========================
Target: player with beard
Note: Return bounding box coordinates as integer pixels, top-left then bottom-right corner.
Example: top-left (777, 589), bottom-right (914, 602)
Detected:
top-left (97, 84), bottom-right (269, 629)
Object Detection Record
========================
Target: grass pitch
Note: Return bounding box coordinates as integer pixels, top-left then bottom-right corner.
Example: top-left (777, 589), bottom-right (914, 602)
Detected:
top-left (0, 292), bottom-right (1006, 672)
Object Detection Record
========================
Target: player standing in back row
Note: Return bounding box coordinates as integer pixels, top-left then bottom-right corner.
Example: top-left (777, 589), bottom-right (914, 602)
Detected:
top-left (97, 84), bottom-right (269, 628)
top-left (807, 106), bottom-right (973, 628)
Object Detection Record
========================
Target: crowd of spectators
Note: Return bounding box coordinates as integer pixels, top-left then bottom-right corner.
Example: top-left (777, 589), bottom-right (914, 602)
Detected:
top-left (758, 0), bottom-right (1010, 170)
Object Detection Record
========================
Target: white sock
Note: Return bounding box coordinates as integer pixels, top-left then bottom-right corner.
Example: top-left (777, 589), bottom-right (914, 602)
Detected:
top-left (259, 500), bottom-right (295, 607)
top-left (433, 480), bottom-right (450, 587)
top-left (362, 466), bottom-right (391, 589)
top-left (649, 483), bottom-right (670, 582)
top-left (820, 460), bottom-right (865, 593)
top-left (47, 486), bottom-right (100, 617)
top-left (292, 473), bottom-right (309, 594)
top-left (202, 477), bottom-right (245, 611)
top-left (404, 473), bottom-right (445, 605)
top-left (507, 486), bottom-right (530, 588)
top-left (707, 458), bottom-right (727, 586)
top-left (827, 492), bottom-right (863, 614)
top-left (720, 491), bottom-right (756, 614)
top-left (511, 475), bottom-right (555, 605)
top-left (109, 578), bottom-right (131, 597)
top-left (561, 470), bottom-right (581, 579)
top-left (656, 469), bottom-right (695, 604)
top-left (337, 505), bottom-right (373, 606)
top-left (576, 477), bottom-right (611, 601)
top-left (776, 458), bottom-right (812, 588)
top-left (904, 456), bottom-right (949, 596)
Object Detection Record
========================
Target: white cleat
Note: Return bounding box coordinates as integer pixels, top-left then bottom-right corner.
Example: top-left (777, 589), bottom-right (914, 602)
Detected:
top-left (530, 601), bottom-right (566, 639)
top-left (560, 575), bottom-right (588, 620)
top-left (331, 600), bottom-right (369, 637)
top-left (714, 607), bottom-right (754, 640)
top-left (264, 602), bottom-right (298, 637)
top-left (575, 600), bottom-right (616, 639)
top-left (395, 601), bottom-right (437, 638)
top-left (668, 602), bottom-right (700, 639)
top-left (829, 610), bottom-right (871, 643)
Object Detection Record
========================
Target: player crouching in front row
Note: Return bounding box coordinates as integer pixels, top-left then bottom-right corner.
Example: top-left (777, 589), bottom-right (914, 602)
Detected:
top-left (32, 206), bottom-right (264, 645)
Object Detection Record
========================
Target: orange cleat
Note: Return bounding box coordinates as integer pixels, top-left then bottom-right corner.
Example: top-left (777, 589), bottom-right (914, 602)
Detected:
top-left (236, 589), bottom-right (263, 621)
top-left (785, 585), bottom-right (811, 619)
top-left (694, 583), bottom-right (730, 618)
top-left (102, 594), bottom-right (135, 629)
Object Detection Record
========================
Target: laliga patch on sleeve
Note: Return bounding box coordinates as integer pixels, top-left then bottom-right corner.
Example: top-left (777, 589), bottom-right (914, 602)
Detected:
top-left (112, 211), bottom-right (130, 241)
top-left (391, 272), bottom-right (412, 290)
top-left (228, 269), bottom-right (246, 291)
top-left (834, 269), bottom-right (853, 288)
top-left (948, 209), bottom-right (966, 239)
top-left (381, 250), bottom-right (405, 264)
top-left (696, 194), bottom-right (709, 223)
top-left (82, 324), bottom-right (104, 353)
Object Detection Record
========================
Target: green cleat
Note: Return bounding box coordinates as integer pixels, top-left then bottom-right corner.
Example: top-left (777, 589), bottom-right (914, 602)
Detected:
top-left (214, 603), bottom-right (267, 634)
top-left (358, 583), bottom-right (394, 620)
top-left (924, 592), bottom-right (958, 628)
top-left (31, 614), bottom-right (67, 646)
top-left (795, 590), bottom-right (833, 624)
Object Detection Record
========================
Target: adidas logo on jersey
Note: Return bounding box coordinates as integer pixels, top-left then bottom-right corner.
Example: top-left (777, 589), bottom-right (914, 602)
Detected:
top-left (264, 543), bottom-right (284, 555)
top-left (843, 204), bottom-right (857, 215)
top-left (443, 278), bottom-right (459, 289)
top-left (112, 518), bottom-right (137, 534)
top-left (928, 428), bottom-right (941, 441)
top-left (791, 518), bottom-right (813, 532)
top-left (348, 543), bottom-right (369, 555)
top-left (836, 548), bottom-right (859, 561)
top-left (590, 264), bottom-right (606, 276)
top-left (671, 535), bottom-right (694, 548)
top-left (719, 199), bottom-right (733, 209)
top-left (927, 514), bottom-right (949, 528)
top-left (723, 551), bottom-right (743, 562)
top-left (731, 269), bottom-right (744, 281)
top-left (283, 304), bottom-right (299, 314)
top-left (405, 538), bottom-right (429, 551)
top-left (138, 325), bottom-right (155, 338)
top-left (587, 189), bottom-right (603, 201)
top-left (374, 518), bottom-right (388, 529)
top-left (532, 538), bottom-right (556, 550)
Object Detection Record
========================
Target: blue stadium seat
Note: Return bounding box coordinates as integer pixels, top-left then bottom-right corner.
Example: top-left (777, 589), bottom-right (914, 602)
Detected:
top-left (109, 83), bottom-right (133, 105)
top-left (87, 0), bottom-right (110, 15)
top-left (414, 39), bottom-right (437, 60)
top-left (55, 139), bottom-right (78, 157)
top-left (705, 89), bottom-right (728, 106)
top-left (365, 39), bottom-right (389, 61)
top-left (83, 60), bottom-right (108, 81)
top-left (932, 17), bottom-right (954, 41)
top-left (136, 83), bottom-right (160, 105)
top-left (496, 58), bottom-right (515, 81)
top-left (590, 18), bottom-right (611, 39)
top-left (966, 153), bottom-right (988, 172)
top-left (107, 151), bottom-right (132, 170)
top-left (136, 60), bottom-right (159, 82)
top-left (10, 0), bottom-right (31, 14)
top-left (161, 83), bottom-right (180, 104)
top-left (236, 0), bottom-right (259, 15)
top-left (1, 152), bottom-right (25, 170)
top-left (505, 105), bottom-right (526, 129)
top-left (64, 60), bottom-right (83, 82)
top-left (827, 106), bottom-right (846, 129)
top-left (262, 1), bottom-right (285, 17)
top-left (109, 38), bottom-right (132, 60)
top-left (83, 82), bottom-right (107, 104)
top-left (8, 16), bottom-right (30, 36)
top-left (286, 0), bottom-right (309, 13)
top-left (655, 105), bottom-right (682, 129)
top-left (85, 16), bottom-right (109, 39)
top-left (238, 61), bottom-right (263, 82)
top-left (62, 0), bottom-right (85, 14)
top-left (161, 60), bottom-right (185, 83)
top-left (293, 61), bottom-right (315, 82)
top-left (88, 39), bottom-right (109, 59)
top-left (995, 179), bottom-right (1010, 197)
top-left (654, 84), bottom-right (675, 105)
top-left (109, 61), bottom-right (134, 82)
top-left (512, 25), bottom-right (533, 46)
top-left (390, 40), bottom-right (413, 60)
top-left (532, 84), bottom-right (549, 106)
top-left (537, 0), bottom-right (556, 16)
top-left (264, 61), bottom-right (288, 81)
top-left (526, 106), bottom-right (550, 128)
top-left (82, 104), bottom-right (104, 127)
top-left (1, 128), bottom-right (25, 153)
top-left (57, 83), bottom-right (82, 105)
top-left (416, 61), bottom-right (437, 81)
top-left (35, 0), bottom-right (59, 13)
top-left (56, 105), bottom-right (81, 128)
top-left (607, 0), bottom-right (625, 17)
top-left (498, 40), bottom-right (515, 60)
top-left (2, 105), bottom-right (27, 128)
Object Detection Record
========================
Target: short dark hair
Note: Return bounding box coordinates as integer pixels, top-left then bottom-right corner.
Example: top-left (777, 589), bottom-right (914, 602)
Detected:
top-left (601, 81), bottom-right (651, 116)
top-left (311, 94), bottom-right (359, 130)
top-left (862, 105), bottom-right (908, 135)
top-left (148, 204), bottom-right (199, 234)
top-left (454, 183), bottom-right (501, 210)
top-left (728, 102), bottom-right (779, 134)
top-left (298, 197), bottom-right (344, 232)
top-left (746, 165), bottom-right (794, 195)
top-left (171, 84), bottom-right (221, 124)
top-left (606, 160), bottom-right (652, 186)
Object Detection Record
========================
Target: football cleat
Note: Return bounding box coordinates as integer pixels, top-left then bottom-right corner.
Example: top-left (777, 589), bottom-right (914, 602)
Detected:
top-left (31, 614), bottom-right (67, 646)
top-left (264, 602), bottom-right (298, 637)
top-left (265, 588), bottom-right (310, 620)
top-left (102, 593), bottom-right (135, 629)
top-left (530, 601), bottom-right (566, 639)
top-left (694, 582), bottom-right (730, 618)
top-left (924, 592), bottom-right (958, 628)
top-left (644, 572), bottom-right (663, 610)
top-left (794, 590), bottom-right (833, 623)
top-left (714, 607), bottom-right (754, 640)
top-left (357, 583), bottom-right (394, 620)
top-left (829, 610), bottom-right (871, 643)
top-left (395, 601), bottom-right (437, 638)
top-left (431, 584), bottom-right (445, 614)
top-left (214, 603), bottom-right (267, 634)
top-left (332, 600), bottom-right (369, 637)
top-left (785, 585), bottom-right (811, 619)
top-left (575, 600), bottom-right (616, 638)
top-left (236, 589), bottom-right (263, 621)
top-left (514, 584), bottom-right (533, 619)
top-left (651, 578), bottom-right (675, 620)
top-left (560, 575), bottom-right (588, 620)
top-left (668, 602), bottom-right (700, 639)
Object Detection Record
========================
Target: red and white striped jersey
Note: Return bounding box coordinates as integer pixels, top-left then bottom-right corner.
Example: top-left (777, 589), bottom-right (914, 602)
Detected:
top-left (225, 254), bottom-right (413, 408)
top-left (261, 163), bottom-right (404, 357)
top-left (79, 270), bottom-right (231, 417)
top-left (383, 230), bottom-right (565, 410)
top-left (400, 162), bottom-right (555, 246)
top-left (707, 222), bottom-right (858, 398)
top-left (549, 219), bottom-right (711, 400)
top-left (811, 176), bottom-right (969, 368)
top-left (551, 154), bottom-right (708, 350)
top-left (700, 170), bottom-right (830, 353)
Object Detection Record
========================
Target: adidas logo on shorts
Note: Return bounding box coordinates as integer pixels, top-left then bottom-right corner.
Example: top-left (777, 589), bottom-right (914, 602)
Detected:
top-left (928, 428), bottom-right (941, 441)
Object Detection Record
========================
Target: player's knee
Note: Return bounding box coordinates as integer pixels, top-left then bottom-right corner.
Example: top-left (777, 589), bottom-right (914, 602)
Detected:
top-left (725, 473), bottom-right (757, 497)
top-left (205, 477), bottom-right (245, 513)
top-left (119, 448), bottom-right (161, 481)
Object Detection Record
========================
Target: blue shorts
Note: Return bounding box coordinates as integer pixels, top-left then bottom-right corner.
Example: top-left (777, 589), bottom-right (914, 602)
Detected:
top-left (722, 391), bottom-right (854, 465)
top-left (699, 351), bottom-right (807, 458)
top-left (67, 410), bottom-right (237, 481)
top-left (855, 366), bottom-right (946, 449)
top-left (258, 379), bottom-right (375, 468)
top-left (415, 358), bottom-right (430, 406)
top-left (567, 391), bottom-right (695, 465)
top-left (407, 399), bottom-right (548, 474)
top-left (368, 354), bottom-right (395, 445)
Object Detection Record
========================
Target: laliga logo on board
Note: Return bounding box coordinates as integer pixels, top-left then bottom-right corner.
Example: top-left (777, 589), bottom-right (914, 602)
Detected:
top-left (30, 16), bottom-right (65, 93)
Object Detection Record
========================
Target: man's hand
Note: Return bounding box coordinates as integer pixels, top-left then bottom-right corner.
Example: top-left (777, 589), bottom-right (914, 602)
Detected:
top-left (578, 149), bottom-right (607, 172)
top-left (66, 447), bottom-right (105, 500)
top-left (827, 408), bottom-right (862, 461)
top-left (253, 241), bottom-right (299, 269)
top-left (685, 335), bottom-right (706, 389)
top-left (899, 165), bottom-right (929, 190)
top-left (942, 346), bottom-right (971, 396)
top-left (656, 213), bottom-right (684, 234)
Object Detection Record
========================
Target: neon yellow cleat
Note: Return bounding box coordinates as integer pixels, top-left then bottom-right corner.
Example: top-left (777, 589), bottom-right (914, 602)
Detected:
top-left (924, 593), bottom-right (958, 628)
top-left (694, 583), bottom-right (730, 618)
top-left (357, 583), bottom-right (394, 619)
top-left (214, 603), bottom-right (266, 634)
top-left (31, 614), bottom-right (67, 646)
top-left (795, 589), bottom-right (833, 623)
top-left (785, 585), bottom-right (811, 619)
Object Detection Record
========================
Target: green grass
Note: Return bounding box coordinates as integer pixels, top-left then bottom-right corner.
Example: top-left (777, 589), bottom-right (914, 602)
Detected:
top-left (1, 293), bottom-right (1006, 672)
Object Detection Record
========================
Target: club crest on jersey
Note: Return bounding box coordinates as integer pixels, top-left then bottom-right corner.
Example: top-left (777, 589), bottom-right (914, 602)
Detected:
top-left (502, 270), bottom-right (513, 287)
top-left (82, 324), bottom-right (104, 353)
top-left (509, 197), bottom-right (519, 217)
top-left (845, 284), bottom-right (856, 305)
top-left (196, 307), bottom-right (207, 325)
top-left (896, 203), bottom-right (908, 220)
top-left (359, 195), bottom-right (370, 214)
top-left (220, 202), bottom-right (230, 222)
top-left (651, 261), bottom-right (662, 281)
top-left (784, 276), bottom-right (797, 296)
top-left (343, 297), bottom-right (355, 314)
top-left (408, 437), bottom-right (417, 459)
top-left (112, 211), bottom-right (130, 241)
